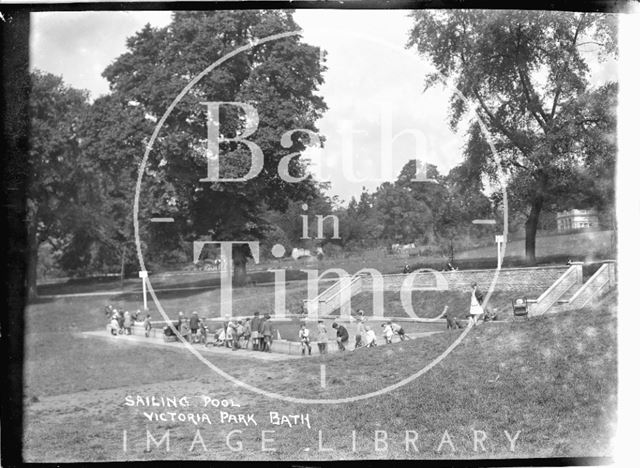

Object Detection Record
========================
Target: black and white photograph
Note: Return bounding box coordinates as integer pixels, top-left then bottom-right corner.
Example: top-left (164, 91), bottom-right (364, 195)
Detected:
top-left (1, 0), bottom-right (637, 465)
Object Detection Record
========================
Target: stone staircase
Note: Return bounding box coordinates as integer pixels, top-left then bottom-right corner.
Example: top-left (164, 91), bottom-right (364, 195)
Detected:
top-left (530, 260), bottom-right (617, 316)
top-left (303, 275), bottom-right (362, 317)
top-left (552, 261), bottom-right (616, 313)
top-left (556, 283), bottom-right (584, 305)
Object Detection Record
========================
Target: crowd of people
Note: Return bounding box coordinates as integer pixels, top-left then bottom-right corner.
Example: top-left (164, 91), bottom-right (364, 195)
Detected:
top-left (296, 315), bottom-right (408, 355)
top-left (105, 282), bottom-right (496, 353)
top-left (164, 311), bottom-right (209, 344)
top-left (104, 304), bottom-right (151, 336)
top-left (164, 311), bottom-right (277, 352)
top-left (212, 312), bottom-right (276, 352)
top-left (105, 302), bottom-right (411, 354)
top-left (104, 306), bottom-right (278, 352)
top-left (158, 310), bottom-right (409, 355)
top-left (351, 309), bottom-right (409, 350)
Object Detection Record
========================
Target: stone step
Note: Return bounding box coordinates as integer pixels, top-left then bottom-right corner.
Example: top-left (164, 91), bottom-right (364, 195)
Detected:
top-left (556, 283), bottom-right (583, 304)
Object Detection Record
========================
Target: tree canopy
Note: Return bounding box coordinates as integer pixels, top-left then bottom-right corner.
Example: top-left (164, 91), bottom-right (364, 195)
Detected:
top-left (27, 11), bottom-right (329, 289)
top-left (102, 11), bottom-right (327, 282)
top-left (28, 10), bottom-right (619, 288)
top-left (27, 71), bottom-right (90, 294)
top-left (98, 11), bottom-right (327, 283)
top-left (408, 10), bottom-right (617, 262)
top-left (329, 160), bottom-right (492, 260)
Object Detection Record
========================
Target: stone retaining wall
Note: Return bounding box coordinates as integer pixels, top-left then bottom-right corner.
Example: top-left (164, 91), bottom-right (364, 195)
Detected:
top-left (359, 265), bottom-right (568, 293)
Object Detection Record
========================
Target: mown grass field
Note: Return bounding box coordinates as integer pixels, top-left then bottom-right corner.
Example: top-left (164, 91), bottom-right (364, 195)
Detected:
top-left (23, 288), bottom-right (616, 461)
top-left (457, 229), bottom-right (614, 261)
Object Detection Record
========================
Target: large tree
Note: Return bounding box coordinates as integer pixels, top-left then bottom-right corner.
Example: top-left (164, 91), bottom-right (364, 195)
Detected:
top-left (27, 71), bottom-right (90, 296)
top-left (335, 190), bottom-right (384, 250)
top-left (408, 10), bottom-right (617, 262)
top-left (373, 159), bottom-right (492, 258)
top-left (437, 162), bottom-right (494, 262)
top-left (375, 181), bottom-right (436, 245)
top-left (74, 94), bottom-right (175, 283)
top-left (101, 11), bottom-right (327, 283)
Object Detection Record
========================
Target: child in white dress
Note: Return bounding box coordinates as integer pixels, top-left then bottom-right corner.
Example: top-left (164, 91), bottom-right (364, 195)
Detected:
top-left (381, 323), bottom-right (393, 344)
top-left (364, 326), bottom-right (377, 347)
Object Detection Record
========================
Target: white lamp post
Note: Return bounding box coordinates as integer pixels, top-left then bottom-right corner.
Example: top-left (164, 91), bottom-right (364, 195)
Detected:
top-left (138, 270), bottom-right (148, 310)
top-left (473, 219), bottom-right (504, 268)
top-left (495, 235), bottom-right (505, 269)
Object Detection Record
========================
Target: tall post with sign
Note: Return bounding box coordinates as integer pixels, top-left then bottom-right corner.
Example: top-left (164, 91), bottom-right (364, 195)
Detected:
top-left (139, 270), bottom-right (148, 310)
top-left (495, 235), bottom-right (504, 269)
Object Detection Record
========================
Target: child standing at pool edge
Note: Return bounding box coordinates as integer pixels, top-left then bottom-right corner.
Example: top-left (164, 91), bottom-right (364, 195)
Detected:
top-left (261, 315), bottom-right (273, 352)
top-left (143, 314), bottom-right (152, 338)
top-left (469, 282), bottom-right (484, 326)
top-left (332, 322), bottom-right (349, 351)
top-left (382, 322), bottom-right (393, 344)
top-left (317, 320), bottom-right (328, 354)
top-left (299, 324), bottom-right (311, 355)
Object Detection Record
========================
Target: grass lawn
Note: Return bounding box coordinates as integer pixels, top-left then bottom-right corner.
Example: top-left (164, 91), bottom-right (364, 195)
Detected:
top-left (36, 269), bottom-right (316, 297)
top-left (23, 288), bottom-right (616, 461)
top-left (457, 229), bottom-right (614, 261)
top-left (36, 229), bottom-right (615, 298)
top-left (36, 251), bottom-right (435, 298)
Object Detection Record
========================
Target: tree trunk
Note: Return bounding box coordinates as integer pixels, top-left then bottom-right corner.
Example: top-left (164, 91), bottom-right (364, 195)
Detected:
top-left (26, 219), bottom-right (39, 299)
top-left (120, 245), bottom-right (127, 290)
top-left (525, 196), bottom-right (544, 264)
top-left (232, 247), bottom-right (247, 287)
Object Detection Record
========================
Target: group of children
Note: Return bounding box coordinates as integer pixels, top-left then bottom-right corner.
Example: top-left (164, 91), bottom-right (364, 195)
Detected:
top-left (105, 304), bottom-right (153, 337)
top-left (352, 309), bottom-right (408, 349)
top-left (203, 312), bottom-right (275, 352)
top-left (380, 321), bottom-right (407, 344)
top-left (295, 310), bottom-right (409, 355)
top-left (165, 311), bottom-right (208, 343)
top-left (297, 319), bottom-right (346, 355)
top-left (296, 320), bottom-right (346, 354)
top-left (106, 303), bottom-right (409, 355)
top-left (107, 306), bottom-right (275, 352)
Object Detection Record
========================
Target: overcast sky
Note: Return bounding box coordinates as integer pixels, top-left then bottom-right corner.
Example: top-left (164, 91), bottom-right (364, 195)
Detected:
top-left (30, 9), bottom-right (618, 203)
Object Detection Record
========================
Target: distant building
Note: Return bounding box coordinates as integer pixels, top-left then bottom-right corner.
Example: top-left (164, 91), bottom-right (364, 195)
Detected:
top-left (556, 209), bottom-right (599, 232)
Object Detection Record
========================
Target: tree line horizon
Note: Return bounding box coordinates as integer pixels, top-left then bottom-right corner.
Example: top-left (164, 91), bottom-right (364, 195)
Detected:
top-left (27, 10), bottom-right (617, 295)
